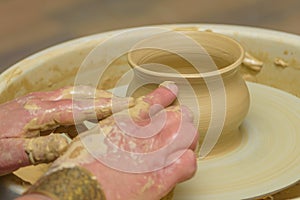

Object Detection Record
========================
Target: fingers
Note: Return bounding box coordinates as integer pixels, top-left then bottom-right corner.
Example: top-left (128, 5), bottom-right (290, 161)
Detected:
top-left (51, 97), bottom-right (133, 124)
top-left (163, 149), bottom-right (197, 184)
top-left (102, 82), bottom-right (179, 143)
top-left (129, 81), bottom-right (178, 120)
top-left (152, 105), bottom-right (198, 151)
top-left (103, 104), bottom-right (197, 150)
top-left (151, 149), bottom-right (197, 199)
top-left (159, 118), bottom-right (199, 152)
top-left (0, 138), bottom-right (30, 175)
top-left (21, 85), bottom-right (133, 133)
top-left (142, 81), bottom-right (178, 108)
top-left (20, 83), bottom-right (174, 136)
top-left (24, 96), bottom-right (134, 134)
top-left (180, 105), bottom-right (195, 122)
top-left (0, 134), bottom-right (70, 175)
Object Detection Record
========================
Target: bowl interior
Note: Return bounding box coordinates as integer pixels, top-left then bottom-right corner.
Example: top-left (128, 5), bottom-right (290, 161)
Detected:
top-left (128, 31), bottom-right (244, 76)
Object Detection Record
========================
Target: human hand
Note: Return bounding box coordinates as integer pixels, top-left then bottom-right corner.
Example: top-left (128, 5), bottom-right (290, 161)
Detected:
top-left (21, 82), bottom-right (199, 200)
top-left (0, 86), bottom-right (133, 175)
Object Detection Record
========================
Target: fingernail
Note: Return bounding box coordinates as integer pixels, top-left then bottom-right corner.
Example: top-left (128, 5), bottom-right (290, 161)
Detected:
top-left (159, 81), bottom-right (178, 95)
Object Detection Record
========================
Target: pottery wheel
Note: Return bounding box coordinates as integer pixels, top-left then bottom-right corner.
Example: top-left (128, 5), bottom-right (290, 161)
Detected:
top-left (7, 82), bottom-right (300, 199)
top-left (173, 82), bottom-right (300, 200)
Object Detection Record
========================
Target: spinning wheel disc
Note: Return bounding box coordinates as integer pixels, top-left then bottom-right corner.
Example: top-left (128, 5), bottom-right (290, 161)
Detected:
top-left (174, 82), bottom-right (300, 200)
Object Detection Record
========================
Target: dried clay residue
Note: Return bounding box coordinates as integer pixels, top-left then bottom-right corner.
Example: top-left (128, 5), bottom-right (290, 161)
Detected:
top-left (274, 57), bottom-right (288, 68)
top-left (242, 52), bottom-right (263, 72)
top-left (24, 134), bottom-right (71, 164)
top-left (241, 52), bottom-right (264, 82)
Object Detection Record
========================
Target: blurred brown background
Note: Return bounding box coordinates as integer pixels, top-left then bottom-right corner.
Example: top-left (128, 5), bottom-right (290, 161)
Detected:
top-left (1, 0), bottom-right (300, 72)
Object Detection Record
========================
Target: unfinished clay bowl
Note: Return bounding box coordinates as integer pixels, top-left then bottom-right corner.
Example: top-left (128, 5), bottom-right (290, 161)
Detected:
top-left (127, 30), bottom-right (249, 157)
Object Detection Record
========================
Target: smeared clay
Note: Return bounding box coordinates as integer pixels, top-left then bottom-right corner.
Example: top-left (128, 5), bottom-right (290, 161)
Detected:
top-left (68, 146), bottom-right (85, 159)
top-left (159, 81), bottom-right (176, 90)
top-left (13, 163), bottom-right (50, 184)
top-left (62, 85), bottom-right (114, 99)
top-left (274, 57), bottom-right (288, 68)
top-left (242, 73), bottom-right (257, 82)
top-left (129, 98), bottom-right (150, 120)
top-left (24, 118), bottom-right (59, 137)
top-left (46, 135), bottom-right (96, 175)
top-left (140, 176), bottom-right (155, 193)
top-left (24, 134), bottom-right (71, 164)
top-left (24, 102), bottom-right (41, 111)
top-left (243, 52), bottom-right (263, 72)
top-left (159, 81), bottom-right (173, 87)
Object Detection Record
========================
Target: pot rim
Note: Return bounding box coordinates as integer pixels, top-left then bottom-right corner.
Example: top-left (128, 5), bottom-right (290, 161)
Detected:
top-left (127, 31), bottom-right (245, 79)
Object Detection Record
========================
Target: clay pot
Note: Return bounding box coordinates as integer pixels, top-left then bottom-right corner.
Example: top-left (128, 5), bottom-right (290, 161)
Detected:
top-left (127, 31), bottom-right (250, 157)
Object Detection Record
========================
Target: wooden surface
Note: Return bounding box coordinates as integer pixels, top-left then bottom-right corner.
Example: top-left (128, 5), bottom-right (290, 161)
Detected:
top-left (0, 0), bottom-right (300, 72)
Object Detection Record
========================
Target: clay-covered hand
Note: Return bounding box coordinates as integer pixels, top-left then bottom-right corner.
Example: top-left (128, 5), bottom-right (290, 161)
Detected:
top-left (0, 86), bottom-right (133, 175)
top-left (20, 82), bottom-right (199, 200)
